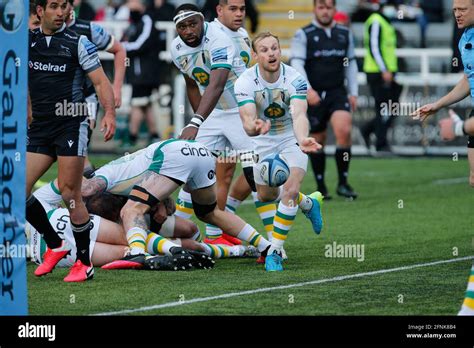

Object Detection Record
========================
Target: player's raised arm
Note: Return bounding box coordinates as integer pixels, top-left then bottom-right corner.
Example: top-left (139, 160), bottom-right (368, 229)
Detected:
top-left (179, 68), bottom-right (230, 140)
top-left (290, 98), bottom-right (321, 154)
top-left (78, 35), bottom-right (116, 141)
top-left (234, 73), bottom-right (270, 136)
top-left (88, 67), bottom-right (116, 141)
top-left (183, 74), bottom-right (202, 112)
top-left (238, 102), bottom-right (270, 136)
top-left (412, 74), bottom-right (470, 121)
top-left (193, 68), bottom-right (229, 117)
top-left (105, 38), bottom-right (126, 108)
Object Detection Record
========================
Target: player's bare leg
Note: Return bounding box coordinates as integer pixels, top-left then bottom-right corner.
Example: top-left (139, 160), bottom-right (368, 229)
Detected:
top-left (128, 105), bottom-right (145, 146)
top-left (121, 172), bottom-right (180, 257)
top-left (58, 156), bottom-right (95, 281)
top-left (26, 152), bottom-right (55, 195)
top-left (145, 104), bottom-right (160, 142)
top-left (468, 148), bottom-right (474, 187)
top-left (190, 184), bottom-right (271, 255)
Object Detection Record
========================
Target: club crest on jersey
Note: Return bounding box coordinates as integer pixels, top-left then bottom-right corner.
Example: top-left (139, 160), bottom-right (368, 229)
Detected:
top-left (58, 45), bottom-right (71, 57)
top-left (240, 51), bottom-right (250, 67)
top-left (192, 67), bottom-right (210, 86)
top-left (264, 102), bottom-right (285, 118)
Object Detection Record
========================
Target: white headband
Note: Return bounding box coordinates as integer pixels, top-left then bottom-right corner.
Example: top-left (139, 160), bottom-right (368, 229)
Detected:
top-left (173, 10), bottom-right (204, 25)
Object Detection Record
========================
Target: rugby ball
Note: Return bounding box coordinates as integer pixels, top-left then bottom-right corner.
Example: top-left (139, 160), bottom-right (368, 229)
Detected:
top-left (257, 153), bottom-right (290, 187)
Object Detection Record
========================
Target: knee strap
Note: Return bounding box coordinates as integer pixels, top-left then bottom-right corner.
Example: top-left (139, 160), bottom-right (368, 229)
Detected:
top-left (192, 200), bottom-right (217, 218)
top-left (129, 185), bottom-right (160, 207)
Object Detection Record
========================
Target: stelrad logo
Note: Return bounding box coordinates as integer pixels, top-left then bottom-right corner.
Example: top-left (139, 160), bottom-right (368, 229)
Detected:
top-left (29, 60), bottom-right (66, 72)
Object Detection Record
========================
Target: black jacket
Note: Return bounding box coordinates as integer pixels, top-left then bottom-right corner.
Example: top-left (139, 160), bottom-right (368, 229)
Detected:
top-left (121, 13), bottom-right (161, 86)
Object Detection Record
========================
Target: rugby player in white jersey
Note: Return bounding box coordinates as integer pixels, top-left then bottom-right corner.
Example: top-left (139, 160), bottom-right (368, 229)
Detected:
top-left (234, 32), bottom-right (324, 271)
top-left (170, 4), bottom-right (257, 246)
top-left (104, 139), bottom-right (273, 269)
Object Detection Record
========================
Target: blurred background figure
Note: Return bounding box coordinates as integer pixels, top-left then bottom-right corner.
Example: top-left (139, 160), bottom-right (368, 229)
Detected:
top-left (149, 0), bottom-right (175, 21)
top-left (121, 0), bottom-right (161, 148)
top-left (28, 0), bottom-right (40, 30)
top-left (361, 0), bottom-right (401, 154)
top-left (95, 0), bottom-right (130, 21)
top-left (334, 11), bottom-right (350, 27)
top-left (291, 0), bottom-right (359, 200)
top-left (72, 0), bottom-right (96, 20)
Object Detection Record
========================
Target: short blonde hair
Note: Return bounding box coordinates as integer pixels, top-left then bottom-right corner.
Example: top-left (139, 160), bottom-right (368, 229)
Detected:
top-left (251, 32), bottom-right (280, 52)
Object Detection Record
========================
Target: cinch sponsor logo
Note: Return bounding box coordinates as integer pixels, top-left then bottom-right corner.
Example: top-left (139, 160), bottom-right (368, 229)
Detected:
top-left (28, 61), bottom-right (66, 72)
top-left (180, 144), bottom-right (212, 157)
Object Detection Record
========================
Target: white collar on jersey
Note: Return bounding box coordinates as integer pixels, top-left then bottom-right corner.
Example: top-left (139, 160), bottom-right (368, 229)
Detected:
top-left (214, 18), bottom-right (238, 33)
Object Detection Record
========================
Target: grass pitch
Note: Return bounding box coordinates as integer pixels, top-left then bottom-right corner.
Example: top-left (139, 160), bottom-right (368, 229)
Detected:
top-left (27, 156), bottom-right (473, 315)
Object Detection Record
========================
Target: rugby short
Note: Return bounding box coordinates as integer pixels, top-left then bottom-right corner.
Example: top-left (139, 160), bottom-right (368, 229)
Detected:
top-left (147, 139), bottom-right (216, 190)
top-left (308, 86), bottom-right (351, 133)
top-left (27, 116), bottom-right (89, 158)
top-left (196, 107), bottom-right (254, 156)
top-left (252, 135), bottom-right (308, 185)
top-left (131, 84), bottom-right (158, 107)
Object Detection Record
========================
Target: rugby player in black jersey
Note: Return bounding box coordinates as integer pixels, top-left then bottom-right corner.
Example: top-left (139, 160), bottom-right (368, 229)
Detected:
top-left (27, 0), bottom-right (116, 282)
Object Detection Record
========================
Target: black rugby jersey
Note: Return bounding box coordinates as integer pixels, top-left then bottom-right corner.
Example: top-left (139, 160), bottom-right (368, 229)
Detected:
top-left (68, 18), bottom-right (113, 97)
top-left (291, 21), bottom-right (355, 91)
top-left (28, 24), bottom-right (101, 119)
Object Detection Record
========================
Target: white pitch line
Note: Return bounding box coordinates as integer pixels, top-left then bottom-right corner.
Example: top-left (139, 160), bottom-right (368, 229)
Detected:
top-left (432, 177), bottom-right (467, 185)
top-left (93, 256), bottom-right (474, 316)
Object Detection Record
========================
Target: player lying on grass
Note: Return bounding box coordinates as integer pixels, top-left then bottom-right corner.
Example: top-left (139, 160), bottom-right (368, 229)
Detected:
top-left (27, 193), bottom-right (259, 271)
top-left (106, 139), bottom-right (274, 270)
top-left (234, 32), bottom-right (324, 271)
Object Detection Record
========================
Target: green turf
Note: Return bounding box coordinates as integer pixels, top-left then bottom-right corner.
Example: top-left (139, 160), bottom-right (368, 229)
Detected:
top-left (28, 156), bottom-right (474, 315)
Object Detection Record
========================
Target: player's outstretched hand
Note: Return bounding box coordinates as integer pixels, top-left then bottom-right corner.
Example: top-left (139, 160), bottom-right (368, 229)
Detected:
top-left (299, 137), bottom-right (322, 153)
top-left (179, 126), bottom-right (198, 140)
top-left (101, 113), bottom-right (116, 142)
top-left (255, 119), bottom-right (271, 135)
top-left (412, 103), bottom-right (439, 122)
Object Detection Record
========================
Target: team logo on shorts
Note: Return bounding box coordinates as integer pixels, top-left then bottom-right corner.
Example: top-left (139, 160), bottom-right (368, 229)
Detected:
top-left (192, 67), bottom-right (210, 86)
top-left (208, 170), bottom-right (215, 180)
top-left (264, 102), bottom-right (285, 118)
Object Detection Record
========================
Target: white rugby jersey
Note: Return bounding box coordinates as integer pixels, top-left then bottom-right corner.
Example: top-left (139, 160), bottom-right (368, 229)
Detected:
top-left (171, 22), bottom-right (239, 110)
top-left (234, 63), bottom-right (308, 138)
